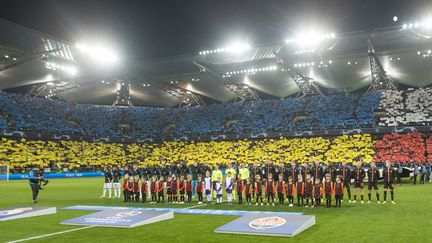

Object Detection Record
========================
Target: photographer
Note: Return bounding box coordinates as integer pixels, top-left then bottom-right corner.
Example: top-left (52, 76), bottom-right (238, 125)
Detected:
top-left (28, 167), bottom-right (42, 203)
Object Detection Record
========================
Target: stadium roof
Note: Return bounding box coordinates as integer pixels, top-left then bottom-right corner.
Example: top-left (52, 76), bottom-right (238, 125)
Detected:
top-left (1, 18), bottom-right (432, 107)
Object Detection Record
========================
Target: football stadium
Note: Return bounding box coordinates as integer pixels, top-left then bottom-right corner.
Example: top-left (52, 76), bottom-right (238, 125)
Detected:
top-left (1, 1), bottom-right (432, 242)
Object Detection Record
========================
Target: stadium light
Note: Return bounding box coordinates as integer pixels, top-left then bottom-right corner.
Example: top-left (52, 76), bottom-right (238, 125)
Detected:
top-left (285, 31), bottom-right (336, 47)
top-left (75, 42), bottom-right (120, 65)
top-left (45, 62), bottom-right (77, 76)
top-left (402, 18), bottom-right (432, 29)
top-left (223, 65), bottom-right (278, 77)
top-left (199, 40), bottom-right (251, 56)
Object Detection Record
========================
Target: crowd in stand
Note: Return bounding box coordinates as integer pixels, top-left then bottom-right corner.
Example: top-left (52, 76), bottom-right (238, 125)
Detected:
top-left (0, 91), bottom-right (380, 139)
top-left (378, 87), bottom-right (432, 126)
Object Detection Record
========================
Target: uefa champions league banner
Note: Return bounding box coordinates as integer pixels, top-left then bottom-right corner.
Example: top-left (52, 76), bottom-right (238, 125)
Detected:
top-left (0, 207), bottom-right (56, 221)
top-left (62, 209), bottom-right (173, 228)
top-left (215, 213), bottom-right (315, 237)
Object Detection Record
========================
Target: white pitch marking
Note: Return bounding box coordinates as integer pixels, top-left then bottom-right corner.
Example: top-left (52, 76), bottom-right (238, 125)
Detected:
top-left (7, 225), bottom-right (96, 243)
top-left (184, 204), bottom-right (207, 209)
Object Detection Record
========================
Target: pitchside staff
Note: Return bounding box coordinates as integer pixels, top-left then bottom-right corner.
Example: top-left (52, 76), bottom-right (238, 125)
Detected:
top-left (28, 167), bottom-right (43, 203)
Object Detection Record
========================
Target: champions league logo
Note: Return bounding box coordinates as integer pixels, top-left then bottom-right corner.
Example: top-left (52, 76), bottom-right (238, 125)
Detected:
top-left (248, 216), bottom-right (287, 230)
top-left (0, 207), bottom-right (33, 216)
top-left (84, 210), bottom-right (142, 224)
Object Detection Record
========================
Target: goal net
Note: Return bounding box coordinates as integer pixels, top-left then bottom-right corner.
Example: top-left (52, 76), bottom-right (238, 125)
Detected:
top-left (0, 164), bottom-right (9, 181)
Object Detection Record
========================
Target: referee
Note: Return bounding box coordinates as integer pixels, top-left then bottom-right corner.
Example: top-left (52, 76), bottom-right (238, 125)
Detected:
top-left (28, 167), bottom-right (42, 203)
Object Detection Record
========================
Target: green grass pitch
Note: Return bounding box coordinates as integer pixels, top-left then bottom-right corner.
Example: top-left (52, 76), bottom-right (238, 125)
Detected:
top-left (0, 178), bottom-right (431, 242)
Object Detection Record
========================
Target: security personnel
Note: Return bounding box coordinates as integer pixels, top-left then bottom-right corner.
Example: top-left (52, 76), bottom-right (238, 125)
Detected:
top-left (28, 167), bottom-right (42, 203)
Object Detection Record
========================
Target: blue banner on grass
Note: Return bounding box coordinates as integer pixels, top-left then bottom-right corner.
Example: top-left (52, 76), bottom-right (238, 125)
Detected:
top-left (62, 205), bottom-right (303, 216)
top-left (0, 206), bottom-right (56, 221)
top-left (61, 209), bottom-right (173, 228)
top-left (215, 213), bottom-right (315, 237)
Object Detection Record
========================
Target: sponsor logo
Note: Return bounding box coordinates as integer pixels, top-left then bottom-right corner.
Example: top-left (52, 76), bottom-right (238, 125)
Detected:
top-left (84, 210), bottom-right (142, 224)
top-left (248, 216), bottom-right (287, 229)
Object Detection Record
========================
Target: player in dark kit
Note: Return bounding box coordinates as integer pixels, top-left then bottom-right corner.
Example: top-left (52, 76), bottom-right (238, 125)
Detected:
top-left (265, 174), bottom-right (275, 206)
top-left (112, 166), bottom-right (122, 198)
top-left (296, 174), bottom-right (305, 207)
top-left (263, 160), bottom-right (275, 180)
top-left (254, 175), bottom-right (264, 206)
top-left (326, 163), bottom-right (337, 182)
top-left (286, 176), bottom-right (295, 207)
top-left (150, 176), bottom-right (158, 204)
top-left (101, 166), bottom-right (113, 198)
top-left (353, 161), bottom-right (366, 203)
top-left (186, 175), bottom-right (194, 203)
top-left (339, 162), bottom-right (352, 202)
top-left (122, 174), bottom-right (129, 202)
top-left (236, 174), bottom-right (244, 204)
top-left (275, 174), bottom-right (285, 205)
top-left (244, 178), bottom-right (253, 205)
top-left (250, 163), bottom-right (261, 198)
top-left (289, 162), bottom-right (299, 183)
top-left (133, 175), bottom-right (141, 203)
top-left (304, 174), bottom-right (314, 207)
top-left (383, 161), bottom-right (396, 204)
top-left (196, 175), bottom-right (205, 204)
top-left (166, 176), bottom-right (172, 203)
top-left (333, 175), bottom-right (344, 208)
top-left (367, 162), bottom-right (380, 204)
top-left (312, 162), bottom-right (323, 182)
top-left (178, 175), bottom-right (186, 204)
top-left (141, 177), bottom-right (148, 203)
top-left (171, 174), bottom-right (179, 203)
top-left (323, 174), bottom-right (333, 208)
top-left (157, 176), bottom-right (165, 203)
top-left (126, 176), bottom-right (134, 203)
top-left (313, 178), bottom-right (322, 207)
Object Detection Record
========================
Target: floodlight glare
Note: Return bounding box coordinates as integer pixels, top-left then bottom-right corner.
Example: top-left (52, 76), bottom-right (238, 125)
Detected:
top-left (393, 16), bottom-right (398, 22)
top-left (226, 41), bottom-right (251, 53)
top-left (75, 42), bottom-right (120, 65)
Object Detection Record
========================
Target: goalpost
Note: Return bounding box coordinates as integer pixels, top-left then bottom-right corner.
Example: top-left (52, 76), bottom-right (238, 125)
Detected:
top-left (0, 164), bottom-right (9, 181)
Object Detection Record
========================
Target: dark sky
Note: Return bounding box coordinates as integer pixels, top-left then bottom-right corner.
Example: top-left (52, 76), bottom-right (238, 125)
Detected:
top-left (0, 0), bottom-right (431, 61)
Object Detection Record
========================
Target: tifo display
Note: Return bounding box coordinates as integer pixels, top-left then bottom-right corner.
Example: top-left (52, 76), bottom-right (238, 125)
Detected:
top-left (2, 132), bottom-right (432, 171)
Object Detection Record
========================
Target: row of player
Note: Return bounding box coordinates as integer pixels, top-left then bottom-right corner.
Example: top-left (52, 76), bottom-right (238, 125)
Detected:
top-left (101, 161), bottom-right (398, 208)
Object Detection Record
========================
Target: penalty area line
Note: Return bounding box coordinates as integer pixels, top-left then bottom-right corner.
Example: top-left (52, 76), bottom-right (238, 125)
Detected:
top-left (6, 225), bottom-right (96, 243)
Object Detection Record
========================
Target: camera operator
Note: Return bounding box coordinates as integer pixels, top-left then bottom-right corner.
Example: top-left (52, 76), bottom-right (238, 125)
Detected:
top-left (28, 167), bottom-right (43, 203)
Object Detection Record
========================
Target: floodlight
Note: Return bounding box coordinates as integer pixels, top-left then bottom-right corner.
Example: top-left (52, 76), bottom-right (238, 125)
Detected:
top-left (393, 16), bottom-right (398, 22)
top-left (226, 41), bottom-right (251, 53)
top-left (75, 42), bottom-right (120, 65)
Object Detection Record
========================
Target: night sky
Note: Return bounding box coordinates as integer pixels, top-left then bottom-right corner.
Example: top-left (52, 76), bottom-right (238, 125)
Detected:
top-left (0, 0), bottom-right (431, 61)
